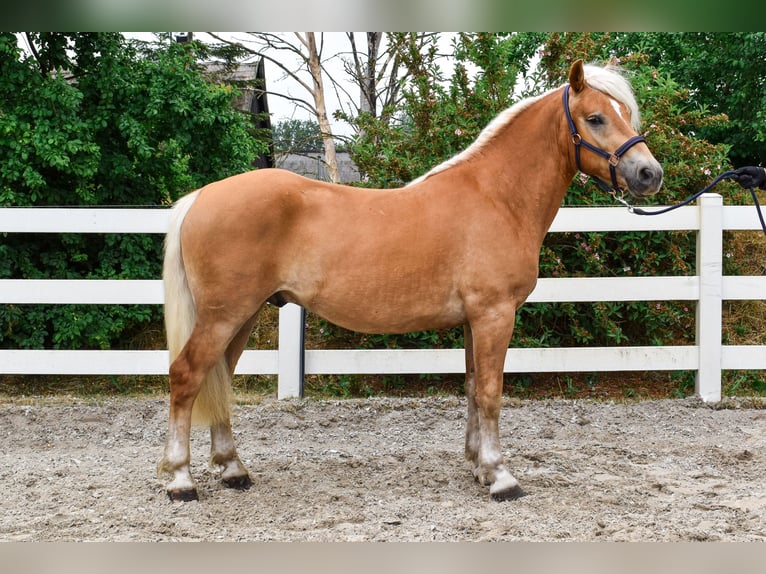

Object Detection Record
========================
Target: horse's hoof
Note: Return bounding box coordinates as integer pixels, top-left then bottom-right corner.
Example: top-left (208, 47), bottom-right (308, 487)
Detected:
top-left (222, 474), bottom-right (252, 490)
top-left (167, 488), bottom-right (199, 502)
top-left (490, 484), bottom-right (527, 501)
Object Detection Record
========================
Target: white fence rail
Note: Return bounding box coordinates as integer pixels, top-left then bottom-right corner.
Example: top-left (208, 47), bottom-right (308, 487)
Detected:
top-left (1, 193), bottom-right (764, 403)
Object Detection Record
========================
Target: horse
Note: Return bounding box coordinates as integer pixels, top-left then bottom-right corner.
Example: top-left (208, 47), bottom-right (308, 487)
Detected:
top-left (158, 59), bottom-right (663, 502)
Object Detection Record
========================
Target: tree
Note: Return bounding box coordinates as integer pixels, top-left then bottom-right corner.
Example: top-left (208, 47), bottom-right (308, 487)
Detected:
top-left (348, 32), bottom-right (384, 118)
top-left (330, 32), bottom-right (440, 150)
top-left (346, 33), bottom-right (545, 186)
top-left (339, 33), bottom-right (429, 128)
top-left (208, 32), bottom-right (341, 182)
top-left (206, 32), bottom-right (436, 182)
top-left (639, 32), bottom-right (766, 167)
top-left (272, 118), bottom-right (324, 153)
top-left (302, 33), bottom-right (339, 182)
top-left (0, 33), bottom-right (268, 349)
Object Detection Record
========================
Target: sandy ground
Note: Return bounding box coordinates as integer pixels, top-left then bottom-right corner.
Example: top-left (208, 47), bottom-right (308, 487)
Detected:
top-left (1, 394), bottom-right (765, 542)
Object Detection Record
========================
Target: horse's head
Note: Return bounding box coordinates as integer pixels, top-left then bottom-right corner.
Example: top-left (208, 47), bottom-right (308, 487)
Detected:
top-left (565, 59), bottom-right (663, 199)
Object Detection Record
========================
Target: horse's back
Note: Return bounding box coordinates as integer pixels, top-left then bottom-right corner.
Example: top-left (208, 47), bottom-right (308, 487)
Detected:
top-left (196, 168), bottom-right (338, 202)
top-left (187, 167), bottom-right (438, 240)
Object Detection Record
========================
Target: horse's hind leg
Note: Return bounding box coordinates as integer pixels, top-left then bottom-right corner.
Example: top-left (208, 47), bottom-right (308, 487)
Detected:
top-left (210, 419), bottom-right (251, 489)
top-left (159, 320), bottom-right (241, 501)
top-left (209, 313), bottom-right (261, 490)
top-left (466, 310), bottom-right (526, 501)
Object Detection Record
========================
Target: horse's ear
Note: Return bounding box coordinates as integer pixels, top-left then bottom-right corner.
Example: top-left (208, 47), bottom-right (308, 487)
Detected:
top-left (568, 59), bottom-right (585, 93)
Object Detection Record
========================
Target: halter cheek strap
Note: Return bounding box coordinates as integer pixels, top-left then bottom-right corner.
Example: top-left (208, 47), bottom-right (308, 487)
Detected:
top-left (563, 84), bottom-right (646, 194)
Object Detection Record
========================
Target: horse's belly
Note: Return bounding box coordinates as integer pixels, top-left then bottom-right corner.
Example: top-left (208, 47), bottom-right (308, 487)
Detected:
top-left (304, 287), bottom-right (466, 335)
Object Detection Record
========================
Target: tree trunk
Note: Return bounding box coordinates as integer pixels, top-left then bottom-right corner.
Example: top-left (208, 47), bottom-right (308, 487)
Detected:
top-left (360, 32), bottom-right (381, 117)
top-left (306, 33), bottom-right (339, 184)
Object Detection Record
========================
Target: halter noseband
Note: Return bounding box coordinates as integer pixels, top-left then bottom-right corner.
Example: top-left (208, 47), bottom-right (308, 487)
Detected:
top-left (563, 84), bottom-right (646, 195)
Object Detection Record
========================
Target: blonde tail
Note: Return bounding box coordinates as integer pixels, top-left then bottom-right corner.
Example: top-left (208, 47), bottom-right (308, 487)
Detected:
top-left (163, 190), bottom-right (231, 426)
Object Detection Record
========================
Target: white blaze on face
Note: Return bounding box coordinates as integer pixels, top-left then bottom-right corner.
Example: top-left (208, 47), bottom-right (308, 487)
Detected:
top-left (610, 98), bottom-right (627, 123)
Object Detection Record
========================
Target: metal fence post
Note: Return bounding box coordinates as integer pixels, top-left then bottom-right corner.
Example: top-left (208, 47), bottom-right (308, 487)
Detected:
top-left (695, 193), bottom-right (723, 403)
top-left (277, 303), bottom-right (305, 399)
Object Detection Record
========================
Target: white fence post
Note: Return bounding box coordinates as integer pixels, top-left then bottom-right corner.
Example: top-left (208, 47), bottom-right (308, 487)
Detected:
top-left (695, 193), bottom-right (723, 403)
top-left (277, 303), bottom-right (305, 399)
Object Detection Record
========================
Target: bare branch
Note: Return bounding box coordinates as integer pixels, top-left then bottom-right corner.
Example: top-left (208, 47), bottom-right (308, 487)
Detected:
top-left (207, 32), bottom-right (316, 96)
top-left (264, 90), bottom-right (318, 117)
top-left (292, 32), bottom-right (310, 52)
top-left (24, 33), bottom-right (47, 77)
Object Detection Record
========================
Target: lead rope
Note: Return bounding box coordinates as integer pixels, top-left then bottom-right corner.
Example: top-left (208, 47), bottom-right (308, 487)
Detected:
top-left (606, 170), bottom-right (766, 238)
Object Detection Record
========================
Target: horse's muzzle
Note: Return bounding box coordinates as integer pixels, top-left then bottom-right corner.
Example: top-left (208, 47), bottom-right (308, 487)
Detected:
top-left (626, 161), bottom-right (663, 198)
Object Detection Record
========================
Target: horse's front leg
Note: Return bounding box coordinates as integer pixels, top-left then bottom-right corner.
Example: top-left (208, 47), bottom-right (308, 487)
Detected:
top-left (466, 311), bottom-right (526, 501)
top-left (463, 324), bottom-right (480, 466)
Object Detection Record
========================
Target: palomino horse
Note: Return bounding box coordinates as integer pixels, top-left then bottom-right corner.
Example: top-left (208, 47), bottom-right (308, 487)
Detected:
top-left (159, 59), bottom-right (663, 501)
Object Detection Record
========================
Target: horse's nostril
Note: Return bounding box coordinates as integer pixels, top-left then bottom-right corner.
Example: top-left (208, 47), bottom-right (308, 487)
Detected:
top-left (638, 165), bottom-right (663, 190)
top-left (639, 167), bottom-right (654, 184)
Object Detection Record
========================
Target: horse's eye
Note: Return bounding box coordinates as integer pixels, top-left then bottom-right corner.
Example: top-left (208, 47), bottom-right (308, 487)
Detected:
top-left (586, 115), bottom-right (604, 126)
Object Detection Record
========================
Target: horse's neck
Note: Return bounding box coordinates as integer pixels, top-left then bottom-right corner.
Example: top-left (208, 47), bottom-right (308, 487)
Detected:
top-left (472, 90), bottom-right (575, 241)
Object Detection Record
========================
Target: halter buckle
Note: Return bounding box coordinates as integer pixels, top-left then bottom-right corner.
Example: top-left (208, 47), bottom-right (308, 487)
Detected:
top-left (608, 153), bottom-right (620, 167)
top-left (571, 133), bottom-right (582, 145)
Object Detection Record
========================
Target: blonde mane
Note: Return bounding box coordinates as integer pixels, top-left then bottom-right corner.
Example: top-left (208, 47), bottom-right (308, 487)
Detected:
top-left (408, 63), bottom-right (640, 186)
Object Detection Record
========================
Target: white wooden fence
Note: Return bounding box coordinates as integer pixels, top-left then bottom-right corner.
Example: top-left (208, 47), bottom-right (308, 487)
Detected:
top-left (1, 193), bottom-right (764, 403)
